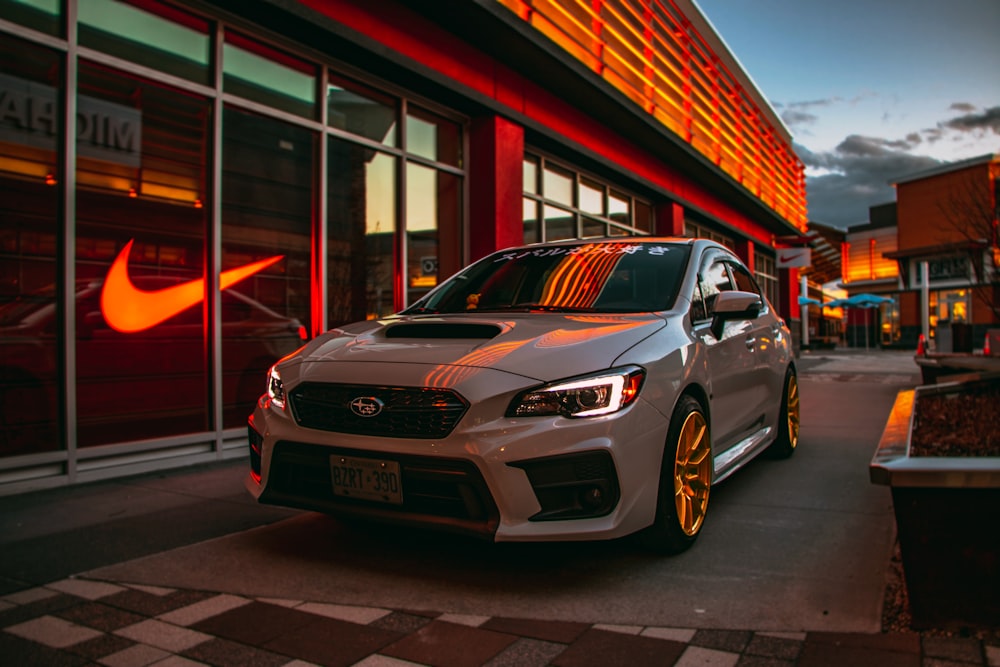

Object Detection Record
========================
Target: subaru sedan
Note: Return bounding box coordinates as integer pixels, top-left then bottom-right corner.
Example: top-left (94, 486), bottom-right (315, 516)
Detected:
top-left (246, 238), bottom-right (799, 554)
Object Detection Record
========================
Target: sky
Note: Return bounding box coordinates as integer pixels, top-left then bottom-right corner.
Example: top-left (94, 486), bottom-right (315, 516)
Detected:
top-left (692, 0), bottom-right (1000, 229)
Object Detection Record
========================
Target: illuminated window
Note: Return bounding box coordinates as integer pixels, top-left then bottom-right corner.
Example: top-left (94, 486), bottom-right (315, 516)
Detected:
top-left (523, 152), bottom-right (652, 242)
top-left (78, 0), bottom-right (210, 84)
top-left (0, 0), bottom-right (61, 36)
top-left (224, 32), bottom-right (317, 119)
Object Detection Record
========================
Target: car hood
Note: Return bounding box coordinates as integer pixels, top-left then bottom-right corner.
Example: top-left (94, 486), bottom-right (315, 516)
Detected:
top-left (288, 314), bottom-right (667, 383)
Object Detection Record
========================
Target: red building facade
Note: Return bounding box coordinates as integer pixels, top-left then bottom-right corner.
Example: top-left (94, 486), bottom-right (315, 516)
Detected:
top-left (0, 0), bottom-right (805, 493)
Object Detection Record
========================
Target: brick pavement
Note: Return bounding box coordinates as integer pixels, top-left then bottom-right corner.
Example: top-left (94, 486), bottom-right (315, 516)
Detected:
top-left (2, 577), bottom-right (997, 666)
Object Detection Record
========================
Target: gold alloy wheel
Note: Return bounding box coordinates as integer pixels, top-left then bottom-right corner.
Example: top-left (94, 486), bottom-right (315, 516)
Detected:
top-left (786, 373), bottom-right (800, 450)
top-left (673, 410), bottom-right (712, 537)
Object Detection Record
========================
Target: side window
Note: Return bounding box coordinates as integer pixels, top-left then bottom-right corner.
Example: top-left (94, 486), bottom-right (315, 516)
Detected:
top-left (728, 262), bottom-right (759, 295)
top-left (693, 257), bottom-right (732, 321)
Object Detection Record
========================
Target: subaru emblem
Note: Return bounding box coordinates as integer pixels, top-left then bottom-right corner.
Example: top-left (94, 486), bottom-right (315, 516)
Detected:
top-left (350, 396), bottom-right (384, 417)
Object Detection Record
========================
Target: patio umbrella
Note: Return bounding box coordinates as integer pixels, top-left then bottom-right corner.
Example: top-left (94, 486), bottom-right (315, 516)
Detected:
top-left (798, 296), bottom-right (823, 306)
top-left (831, 294), bottom-right (894, 348)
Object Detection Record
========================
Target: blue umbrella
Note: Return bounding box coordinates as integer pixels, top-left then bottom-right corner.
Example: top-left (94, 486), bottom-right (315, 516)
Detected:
top-left (798, 296), bottom-right (823, 306)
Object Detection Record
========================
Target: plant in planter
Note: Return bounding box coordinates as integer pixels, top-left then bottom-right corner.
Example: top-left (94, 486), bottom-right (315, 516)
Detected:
top-left (870, 375), bottom-right (1000, 631)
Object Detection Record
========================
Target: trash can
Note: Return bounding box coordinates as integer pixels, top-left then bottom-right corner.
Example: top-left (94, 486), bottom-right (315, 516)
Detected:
top-left (935, 322), bottom-right (952, 353)
top-left (951, 322), bottom-right (973, 353)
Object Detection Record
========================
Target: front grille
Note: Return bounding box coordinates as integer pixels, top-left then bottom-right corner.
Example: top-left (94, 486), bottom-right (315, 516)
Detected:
top-left (261, 441), bottom-right (499, 538)
top-left (289, 383), bottom-right (468, 439)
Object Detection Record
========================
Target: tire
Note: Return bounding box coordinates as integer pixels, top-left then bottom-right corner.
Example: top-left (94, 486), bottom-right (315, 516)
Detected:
top-left (638, 394), bottom-right (712, 555)
top-left (766, 367), bottom-right (799, 459)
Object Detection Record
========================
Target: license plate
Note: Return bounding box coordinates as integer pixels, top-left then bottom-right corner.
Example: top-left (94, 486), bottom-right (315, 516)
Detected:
top-left (330, 456), bottom-right (403, 504)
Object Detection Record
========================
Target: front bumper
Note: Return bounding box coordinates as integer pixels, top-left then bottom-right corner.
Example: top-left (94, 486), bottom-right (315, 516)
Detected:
top-left (246, 390), bottom-right (669, 542)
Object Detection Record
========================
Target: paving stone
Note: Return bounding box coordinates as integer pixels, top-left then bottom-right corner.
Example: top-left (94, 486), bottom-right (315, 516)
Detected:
top-left (2, 587), bottom-right (60, 605)
top-left (675, 645), bottom-right (740, 667)
top-left (593, 623), bottom-right (644, 635)
top-left (551, 627), bottom-right (686, 667)
top-left (264, 614), bottom-right (404, 667)
top-left (64, 632), bottom-right (135, 660)
top-left (192, 601), bottom-right (329, 646)
top-left (744, 633), bottom-right (803, 660)
top-left (55, 600), bottom-right (147, 632)
top-left (734, 656), bottom-right (796, 667)
top-left (114, 618), bottom-right (213, 653)
top-left (0, 629), bottom-right (92, 666)
top-left (922, 636), bottom-right (987, 664)
top-left (641, 626), bottom-right (697, 643)
top-left (437, 613), bottom-right (490, 627)
top-left (691, 629), bottom-right (753, 653)
top-left (295, 601), bottom-right (392, 625)
top-left (182, 636), bottom-right (292, 667)
top-left (103, 587), bottom-right (215, 617)
top-left (370, 611), bottom-right (436, 635)
top-left (98, 642), bottom-right (171, 667)
top-left (47, 578), bottom-right (127, 600)
top-left (0, 592), bottom-right (83, 629)
top-left (381, 620), bottom-right (517, 667)
top-left (158, 594), bottom-right (251, 627)
top-left (481, 616), bottom-right (590, 644)
top-left (5, 614), bottom-right (103, 648)
top-left (483, 637), bottom-right (567, 667)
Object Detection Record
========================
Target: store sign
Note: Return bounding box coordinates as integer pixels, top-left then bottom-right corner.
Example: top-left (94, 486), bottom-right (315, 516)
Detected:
top-left (776, 247), bottom-right (811, 269)
top-left (101, 239), bottom-right (284, 333)
top-left (927, 255), bottom-right (968, 281)
top-left (0, 73), bottom-right (142, 167)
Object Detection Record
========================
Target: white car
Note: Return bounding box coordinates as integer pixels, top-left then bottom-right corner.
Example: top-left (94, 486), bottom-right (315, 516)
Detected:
top-left (247, 238), bottom-right (799, 553)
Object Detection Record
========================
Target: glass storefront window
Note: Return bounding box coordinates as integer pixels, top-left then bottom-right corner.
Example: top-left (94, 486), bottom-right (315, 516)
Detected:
top-left (327, 75), bottom-right (397, 146)
top-left (327, 137), bottom-right (397, 325)
top-left (0, 35), bottom-right (61, 455)
top-left (0, 0), bottom-right (61, 36)
top-left (543, 163), bottom-right (573, 207)
top-left (544, 204), bottom-right (574, 241)
top-left (78, 0), bottom-right (210, 85)
top-left (522, 197), bottom-right (539, 244)
top-left (222, 106), bottom-right (314, 428)
top-left (224, 32), bottom-right (316, 120)
top-left (405, 105), bottom-right (461, 167)
top-left (406, 161), bottom-right (461, 304)
top-left (75, 62), bottom-right (211, 447)
top-left (523, 156), bottom-right (538, 195)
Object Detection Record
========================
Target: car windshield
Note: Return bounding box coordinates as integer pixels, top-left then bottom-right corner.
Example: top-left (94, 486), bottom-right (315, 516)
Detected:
top-left (404, 241), bottom-right (691, 315)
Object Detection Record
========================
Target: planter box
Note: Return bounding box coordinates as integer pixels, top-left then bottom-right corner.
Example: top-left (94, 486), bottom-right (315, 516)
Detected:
top-left (870, 378), bottom-right (1000, 631)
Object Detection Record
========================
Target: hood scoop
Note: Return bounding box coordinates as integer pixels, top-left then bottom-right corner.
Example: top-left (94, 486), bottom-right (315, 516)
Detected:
top-left (384, 322), bottom-right (502, 340)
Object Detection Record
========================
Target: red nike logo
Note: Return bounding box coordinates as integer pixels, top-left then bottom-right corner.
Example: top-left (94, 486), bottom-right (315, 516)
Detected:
top-left (101, 239), bottom-right (284, 333)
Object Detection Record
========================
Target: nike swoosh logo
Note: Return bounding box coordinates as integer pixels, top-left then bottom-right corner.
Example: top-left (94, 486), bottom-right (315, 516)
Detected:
top-left (101, 239), bottom-right (284, 333)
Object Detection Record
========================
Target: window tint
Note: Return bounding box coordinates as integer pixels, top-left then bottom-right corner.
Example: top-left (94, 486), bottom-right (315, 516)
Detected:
top-left (729, 261), bottom-right (759, 295)
top-left (697, 258), bottom-right (732, 318)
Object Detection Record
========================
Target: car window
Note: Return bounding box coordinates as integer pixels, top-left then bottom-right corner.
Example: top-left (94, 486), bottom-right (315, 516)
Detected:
top-left (405, 242), bottom-right (692, 314)
top-left (696, 257), bottom-right (732, 319)
top-left (728, 262), bottom-right (759, 296)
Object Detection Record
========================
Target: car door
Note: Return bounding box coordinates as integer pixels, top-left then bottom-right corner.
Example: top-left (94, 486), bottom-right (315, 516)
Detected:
top-left (726, 260), bottom-right (782, 424)
top-left (691, 251), bottom-right (760, 451)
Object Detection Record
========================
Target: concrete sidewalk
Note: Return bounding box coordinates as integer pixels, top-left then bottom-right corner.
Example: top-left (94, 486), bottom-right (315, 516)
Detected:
top-left (1, 348), bottom-right (997, 667)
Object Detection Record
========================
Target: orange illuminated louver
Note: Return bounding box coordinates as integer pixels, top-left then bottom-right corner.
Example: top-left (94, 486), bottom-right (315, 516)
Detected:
top-left (495, 0), bottom-right (807, 230)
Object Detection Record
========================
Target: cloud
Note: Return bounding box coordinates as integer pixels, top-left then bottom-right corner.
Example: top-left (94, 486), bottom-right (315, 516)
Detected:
top-left (940, 105), bottom-right (1000, 134)
top-left (796, 104), bottom-right (1000, 229)
top-left (798, 136), bottom-right (940, 228)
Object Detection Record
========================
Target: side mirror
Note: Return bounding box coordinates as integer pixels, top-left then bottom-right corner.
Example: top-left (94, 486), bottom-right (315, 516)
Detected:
top-left (710, 290), bottom-right (763, 339)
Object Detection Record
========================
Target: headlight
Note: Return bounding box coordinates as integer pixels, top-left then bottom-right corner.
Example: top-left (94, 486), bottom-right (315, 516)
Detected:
top-left (506, 366), bottom-right (645, 418)
top-left (267, 365), bottom-right (286, 409)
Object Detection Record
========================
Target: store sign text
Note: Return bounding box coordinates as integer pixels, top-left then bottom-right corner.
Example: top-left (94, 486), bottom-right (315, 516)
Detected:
top-left (0, 73), bottom-right (142, 168)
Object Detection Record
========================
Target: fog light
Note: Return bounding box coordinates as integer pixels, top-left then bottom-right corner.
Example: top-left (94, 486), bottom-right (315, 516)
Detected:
top-left (581, 486), bottom-right (603, 508)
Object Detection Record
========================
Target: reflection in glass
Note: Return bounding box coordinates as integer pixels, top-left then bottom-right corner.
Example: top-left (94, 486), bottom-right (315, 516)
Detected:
top-left (579, 178), bottom-right (603, 214)
top-left (406, 162), bottom-right (461, 305)
top-left (222, 106), bottom-right (313, 428)
top-left (328, 77), bottom-right (397, 146)
top-left (74, 63), bottom-right (211, 447)
top-left (328, 137), bottom-right (397, 325)
top-left (78, 0), bottom-right (210, 84)
top-left (523, 157), bottom-right (538, 195)
top-left (406, 106), bottom-right (461, 166)
top-left (544, 204), bottom-right (575, 241)
top-left (0, 36), bottom-right (61, 456)
top-left (0, 0), bottom-right (61, 36)
top-left (522, 197), bottom-right (539, 244)
top-left (224, 32), bottom-right (316, 119)
top-left (543, 164), bottom-right (574, 207)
